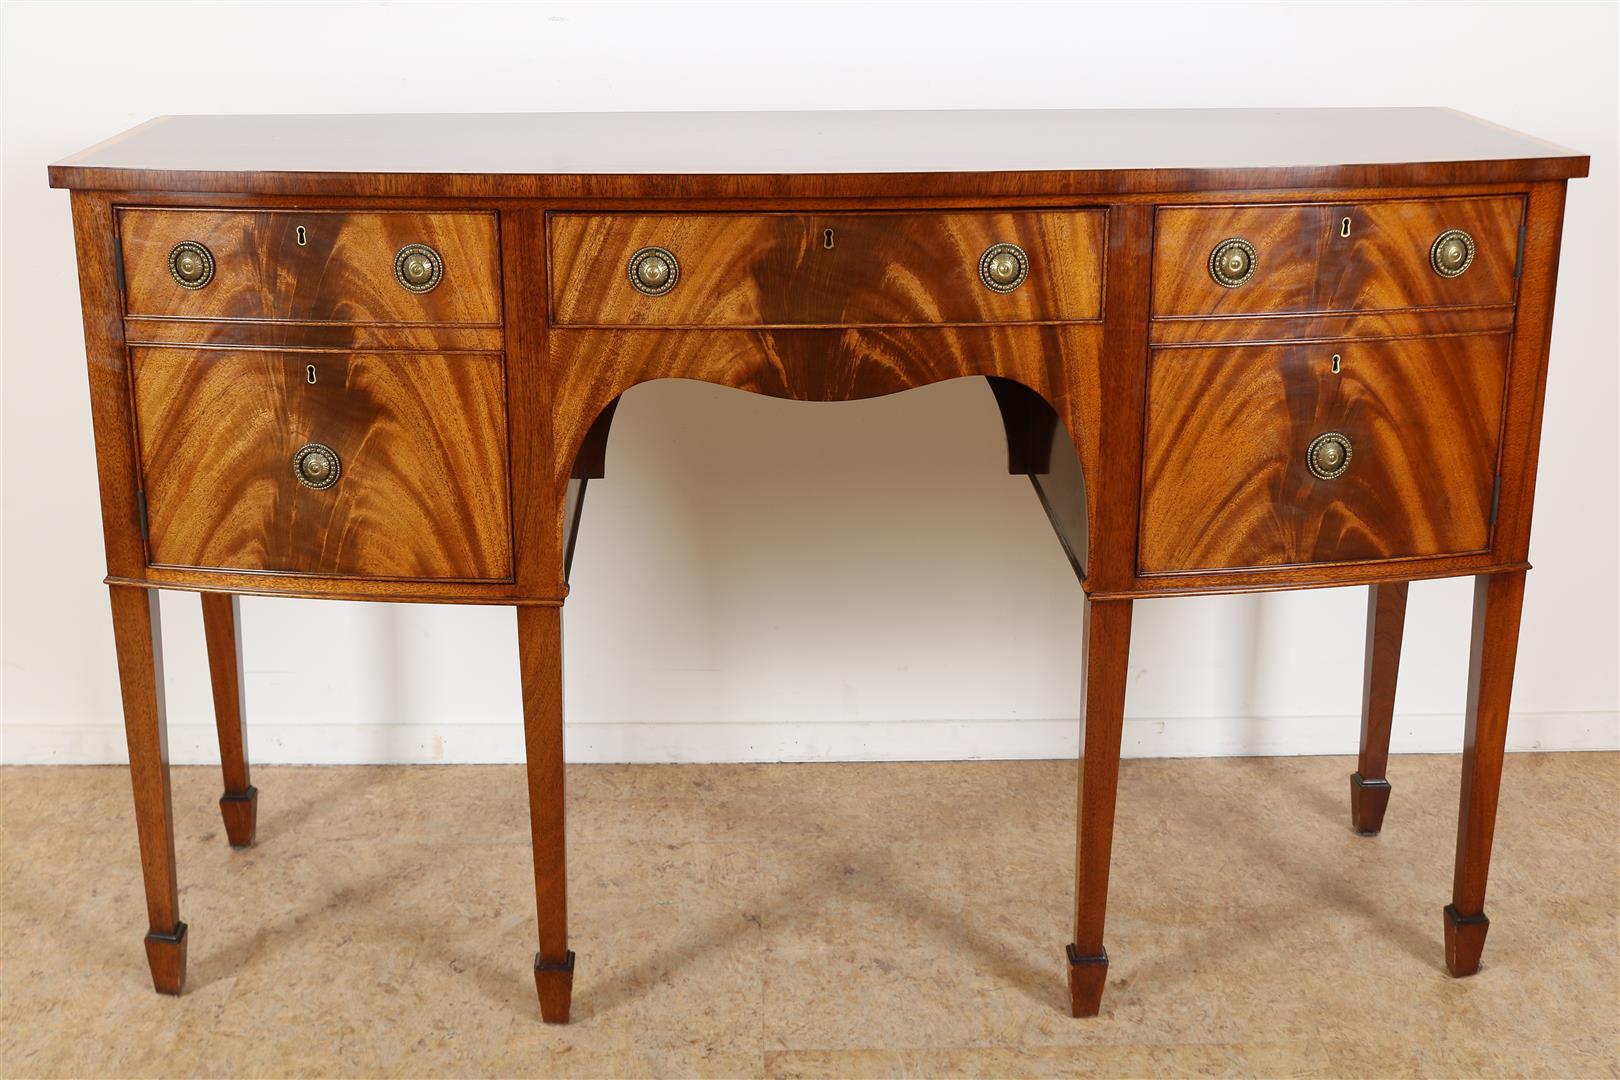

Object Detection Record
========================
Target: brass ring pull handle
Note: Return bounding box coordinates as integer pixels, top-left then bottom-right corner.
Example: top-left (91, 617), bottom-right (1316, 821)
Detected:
top-left (168, 241), bottom-right (215, 289)
top-left (1430, 229), bottom-right (1476, 277)
top-left (1209, 238), bottom-right (1257, 287)
top-left (979, 242), bottom-right (1029, 293)
top-left (394, 244), bottom-right (444, 292)
top-left (1306, 432), bottom-right (1352, 480)
top-left (293, 443), bottom-right (341, 490)
top-left (627, 246), bottom-right (679, 296)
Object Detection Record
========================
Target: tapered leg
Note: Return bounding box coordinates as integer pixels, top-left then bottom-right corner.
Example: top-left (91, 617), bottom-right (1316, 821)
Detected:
top-left (1068, 596), bottom-right (1133, 1017)
top-left (109, 586), bottom-right (187, 994)
top-left (202, 593), bottom-right (256, 847)
top-left (518, 604), bottom-right (573, 1023)
top-left (1351, 581), bottom-right (1408, 835)
top-left (1446, 571), bottom-right (1526, 976)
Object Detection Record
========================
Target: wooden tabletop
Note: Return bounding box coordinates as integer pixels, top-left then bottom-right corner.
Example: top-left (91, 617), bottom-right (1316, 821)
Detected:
top-left (50, 108), bottom-right (1588, 199)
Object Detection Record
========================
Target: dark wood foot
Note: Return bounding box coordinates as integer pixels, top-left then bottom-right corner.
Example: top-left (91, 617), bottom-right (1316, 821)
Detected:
top-left (218, 786), bottom-right (258, 849)
top-left (534, 950), bottom-right (576, 1023)
top-left (143, 923), bottom-right (187, 995)
top-left (1066, 943), bottom-right (1109, 1017)
top-left (1349, 772), bottom-right (1393, 835)
top-left (1444, 904), bottom-right (1490, 976)
top-left (1353, 582), bottom-right (1408, 835)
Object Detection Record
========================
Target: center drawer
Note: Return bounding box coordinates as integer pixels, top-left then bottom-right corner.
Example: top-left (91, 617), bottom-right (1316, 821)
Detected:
top-left (547, 210), bottom-right (1104, 326)
top-left (131, 348), bottom-right (512, 581)
top-left (1138, 334), bottom-right (1510, 574)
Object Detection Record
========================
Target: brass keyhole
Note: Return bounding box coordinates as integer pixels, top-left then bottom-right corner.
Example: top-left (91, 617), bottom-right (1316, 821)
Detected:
top-left (296, 225), bottom-right (308, 246)
top-left (1330, 354), bottom-right (1342, 374)
top-left (823, 228), bottom-right (835, 250)
top-left (306, 364), bottom-right (318, 384)
top-left (1340, 217), bottom-right (1352, 238)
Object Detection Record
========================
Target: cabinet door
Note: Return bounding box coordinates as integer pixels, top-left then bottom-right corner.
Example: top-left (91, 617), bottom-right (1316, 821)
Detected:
top-left (1138, 334), bottom-right (1510, 573)
top-left (132, 348), bottom-right (512, 580)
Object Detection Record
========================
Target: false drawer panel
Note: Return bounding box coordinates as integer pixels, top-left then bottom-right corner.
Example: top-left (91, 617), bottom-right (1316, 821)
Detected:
top-left (1151, 197), bottom-right (1523, 318)
top-left (118, 209), bottom-right (503, 324)
top-left (547, 210), bottom-right (1105, 326)
top-left (131, 348), bottom-right (512, 581)
top-left (1138, 334), bottom-right (1510, 574)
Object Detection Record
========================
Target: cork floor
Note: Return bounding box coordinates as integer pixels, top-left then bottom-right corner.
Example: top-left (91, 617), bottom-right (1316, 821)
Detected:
top-left (1, 753), bottom-right (1616, 1079)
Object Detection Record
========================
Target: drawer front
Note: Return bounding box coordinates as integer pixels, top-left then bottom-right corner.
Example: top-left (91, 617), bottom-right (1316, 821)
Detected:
top-left (548, 210), bottom-right (1104, 325)
top-left (119, 210), bottom-right (502, 324)
top-left (132, 349), bottom-right (512, 580)
top-left (1139, 334), bottom-right (1509, 573)
top-left (1152, 197), bottom-right (1523, 318)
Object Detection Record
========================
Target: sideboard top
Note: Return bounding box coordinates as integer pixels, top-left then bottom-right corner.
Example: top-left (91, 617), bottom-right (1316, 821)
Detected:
top-left (50, 108), bottom-right (1588, 199)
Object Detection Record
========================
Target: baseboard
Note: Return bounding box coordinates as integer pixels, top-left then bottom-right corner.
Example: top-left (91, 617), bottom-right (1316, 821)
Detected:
top-left (2, 711), bottom-right (1614, 765)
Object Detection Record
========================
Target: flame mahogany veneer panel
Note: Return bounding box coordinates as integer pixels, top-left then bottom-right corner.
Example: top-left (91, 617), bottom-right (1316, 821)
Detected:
top-left (131, 348), bottom-right (512, 580)
top-left (1152, 197), bottom-right (1523, 318)
top-left (119, 209), bottom-right (502, 325)
top-left (1139, 333), bottom-right (1511, 573)
top-left (548, 210), bottom-right (1105, 326)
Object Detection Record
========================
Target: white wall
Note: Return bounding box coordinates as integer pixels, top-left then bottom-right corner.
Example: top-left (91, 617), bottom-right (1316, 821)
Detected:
top-left (2, 1), bottom-right (1615, 766)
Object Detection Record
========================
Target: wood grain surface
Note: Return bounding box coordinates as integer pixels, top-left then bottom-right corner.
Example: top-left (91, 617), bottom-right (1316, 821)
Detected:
top-left (119, 209), bottom-right (502, 324)
top-left (1489, 182), bottom-right (1571, 568)
top-left (131, 348), bottom-right (512, 580)
top-left (1151, 197), bottom-right (1523, 317)
top-left (201, 592), bottom-right (257, 848)
top-left (108, 585), bottom-right (187, 994)
top-left (548, 210), bottom-right (1104, 326)
top-left (47, 110), bottom-right (1590, 199)
top-left (122, 316), bottom-right (503, 353)
top-left (518, 604), bottom-right (573, 1023)
top-left (1138, 333), bottom-right (1511, 573)
top-left (70, 192), bottom-right (148, 579)
top-left (1446, 569), bottom-right (1527, 977)
top-left (1147, 305), bottom-right (1516, 346)
top-left (1068, 596), bottom-right (1133, 1017)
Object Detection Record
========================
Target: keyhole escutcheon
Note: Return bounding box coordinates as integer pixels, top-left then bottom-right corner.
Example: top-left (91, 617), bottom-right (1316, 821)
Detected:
top-left (1340, 216), bottom-right (1352, 238)
top-left (1330, 354), bottom-right (1342, 374)
top-left (306, 364), bottom-right (318, 384)
top-left (296, 225), bottom-right (308, 246)
top-left (823, 228), bottom-right (835, 249)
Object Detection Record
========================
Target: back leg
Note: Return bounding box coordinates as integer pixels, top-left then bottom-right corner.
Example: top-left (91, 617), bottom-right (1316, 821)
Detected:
top-left (202, 593), bottom-right (256, 847)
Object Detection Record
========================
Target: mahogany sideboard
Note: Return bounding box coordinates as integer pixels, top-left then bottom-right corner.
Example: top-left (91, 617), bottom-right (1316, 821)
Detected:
top-left (50, 109), bottom-right (1588, 1022)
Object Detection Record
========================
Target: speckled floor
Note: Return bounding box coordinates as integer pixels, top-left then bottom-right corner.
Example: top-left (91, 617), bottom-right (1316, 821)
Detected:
top-left (1, 753), bottom-right (1616, 1079)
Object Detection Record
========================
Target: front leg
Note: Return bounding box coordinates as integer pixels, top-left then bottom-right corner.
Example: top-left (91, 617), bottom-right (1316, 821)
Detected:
top-left (109, 586), bottom-right (187, 994)
top-left (518, 603), bottom-right (574, 1022)
top-left (1446, 571), bottom-right (1527, 976)
top-left (1068, 596), bottom-right (1133, 1017)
